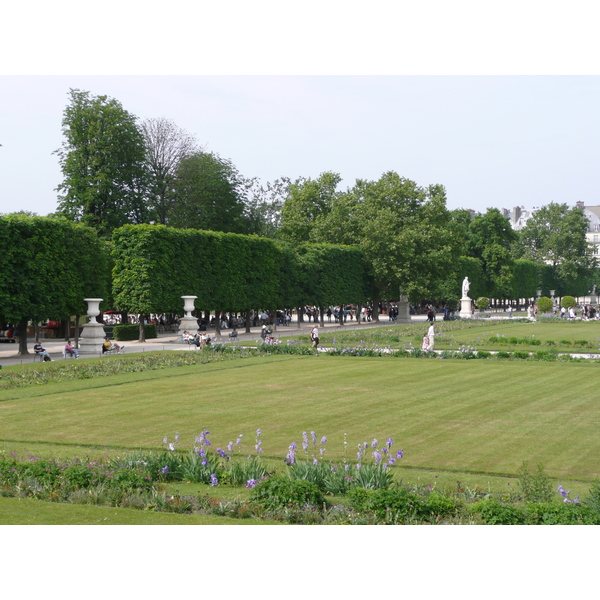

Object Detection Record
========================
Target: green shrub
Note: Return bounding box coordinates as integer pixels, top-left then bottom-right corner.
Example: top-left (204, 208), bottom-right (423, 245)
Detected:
top-left (574, 340), bottom-right (591, 347)
top-left (512, 351), bottom-right (530, 360)
top-left (583, 479), bottom-right (600, 514)
top-left (475, 297), bottom-right (489, 310)
top-left (496, 351), bottom-right (511, 359)
top-left (113, 323), bottom-right (157, 341)
top-left (469, 499), bottom-right (527, 525)
top-left (536, 297), bottom-right (553, 313)
top-left (559, 339), bottom-right (572, 346)
top-left (561, 296), bottom-right (576, 309)
top-left (348, 487), bottom-right (415, 523)
top-left (518, 462), bottom-right (554, 503)
top-left (250, 476), bottom-right (327, 510)
top-left (525, 503), bottom-right (600, 525)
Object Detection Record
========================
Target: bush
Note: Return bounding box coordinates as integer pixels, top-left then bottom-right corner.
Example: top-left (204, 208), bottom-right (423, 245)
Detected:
top-left (525, 503), bottom-right (600, 525)
top-left (113, 323), bottom-right (157, 341)
top-left (518, 463), bottom-right (554, 503)
top-left (561, 296), bottom-right (576, 309)
top-left (536, 297), bottom-right (553, 313)
top-left (469, 499), bottom-right (527, 525)
top-left (475, 297), bottom-right (489, 310)
top-left (348, 487), bottom-right (415, 523)
top-left (348, 487), bottom-right (460, 524)
top-left (250, 476), bottom-right (327, 510)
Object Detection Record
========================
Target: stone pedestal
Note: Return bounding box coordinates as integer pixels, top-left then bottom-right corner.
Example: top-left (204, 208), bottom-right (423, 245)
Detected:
top-left (459, 297), bottom-right (472, 319)
top-left (396, 295), bottom-right (411, 324)
top-left (79, 298), bottom-right (106, 353)
top-left (179, 295), bottom-right (198, 333)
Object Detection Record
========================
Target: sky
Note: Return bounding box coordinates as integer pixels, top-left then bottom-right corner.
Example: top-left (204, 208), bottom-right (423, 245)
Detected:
top-left (3, 75), bottom-right (599, 217)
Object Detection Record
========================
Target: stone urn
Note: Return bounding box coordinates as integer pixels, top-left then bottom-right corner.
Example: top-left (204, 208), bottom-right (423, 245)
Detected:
top-left (179, 295), bottom-right (199, 333)
top-left (79, 298), bottom-right (106, 353)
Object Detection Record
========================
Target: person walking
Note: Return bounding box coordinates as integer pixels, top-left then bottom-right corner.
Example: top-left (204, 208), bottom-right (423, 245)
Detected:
top-left (310, 325), bottom-right (319, 353)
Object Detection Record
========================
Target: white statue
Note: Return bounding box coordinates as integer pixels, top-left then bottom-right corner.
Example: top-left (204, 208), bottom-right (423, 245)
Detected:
top-left (462, 277), bottom-right (470, 298)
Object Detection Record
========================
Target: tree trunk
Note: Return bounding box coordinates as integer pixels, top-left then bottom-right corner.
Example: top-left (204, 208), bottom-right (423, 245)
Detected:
top-left (245, 310), bottom-right (252, 334)
top-left (320, 306), bottom-right (325, 327)
top-left (372, 298), bottom-right (380, 322)
top-left (74, 314), bottom-right (80, 349)
top-left (18, 317), bottom-right (29, 355)
top-left (215, 311), bottom-right (221, 336)
top-left (139, 315), bottom-right (146, 342)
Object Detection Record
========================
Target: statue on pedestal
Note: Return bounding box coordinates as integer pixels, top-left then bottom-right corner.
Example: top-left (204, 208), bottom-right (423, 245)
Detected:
top-left (462, 277), bottom-right (470, 299)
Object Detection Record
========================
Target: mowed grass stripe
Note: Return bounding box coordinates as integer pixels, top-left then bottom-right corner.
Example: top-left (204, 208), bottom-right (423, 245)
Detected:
top-left (1, 356), bottom-right (599, 480)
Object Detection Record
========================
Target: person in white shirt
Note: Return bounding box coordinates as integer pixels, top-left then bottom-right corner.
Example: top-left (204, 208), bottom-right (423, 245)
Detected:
top-left (427, 323), bottom-right (435, 351)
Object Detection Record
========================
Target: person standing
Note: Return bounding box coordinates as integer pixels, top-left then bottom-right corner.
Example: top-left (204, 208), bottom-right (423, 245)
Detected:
top-left (310, 325), bottom-right (319, 351)
top-left (427, 323), bottom-right (435, 351)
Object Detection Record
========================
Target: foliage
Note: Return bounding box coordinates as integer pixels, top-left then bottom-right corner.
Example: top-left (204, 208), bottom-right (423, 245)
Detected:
top-left (518, 462), bottom-right (554, 503)
top-left (170, 151), bottom-right (248, 233)
top-left (511, 259), bottom-right (539, 299)
top-left (582, 480), bottom-right (600, 514)
top-left (525, 503), bottom-right (600, 525)
top-left (55, 89), bottom-right (150, 237)
top-left (250, 476), bottom-right (327, 510)
top-left (348, 486), bottom-right (460, 524)
top-left (111, 224), bottom-right (368, 316)
top-left (469, 499), bottom-right (527, 524)
top-left (561, 296), bottom-right (576, 309)
top-left (464, 208), bottom-right (518, 298)
top-left (112, 323), bottom-right (157, 341)
top-left (0, 215), bottom-right (110, 353)
top-left (536, 296), bottom-right (554, 314)
top-left (517, 202), bottom-right (596, 294)
top-left (279, 172), bottom-right (342, 243)
top-left (475, 297), bottom-right (489, 310)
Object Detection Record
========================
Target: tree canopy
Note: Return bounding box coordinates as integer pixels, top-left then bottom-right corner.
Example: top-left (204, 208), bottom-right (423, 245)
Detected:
top-left (55, 89), bottom-right (150, 237)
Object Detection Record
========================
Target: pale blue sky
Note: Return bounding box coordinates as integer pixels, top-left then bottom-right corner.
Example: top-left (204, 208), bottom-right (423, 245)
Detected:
top-left (1, 75), bottom-right (599, 217)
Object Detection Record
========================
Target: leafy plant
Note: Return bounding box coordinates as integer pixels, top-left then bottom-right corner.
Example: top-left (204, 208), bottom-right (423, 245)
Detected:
top-left (250, 476), bottom-right (327, 510)
top-left (518, 462), bottom-right (554, 503)
top-left (536, 297), bottom-right (553, 313)
top-left (469, 499), bottom-right (527, 525)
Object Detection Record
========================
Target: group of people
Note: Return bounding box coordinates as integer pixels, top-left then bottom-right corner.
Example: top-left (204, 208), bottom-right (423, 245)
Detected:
top-left (182, 330), bottom-right (212, 348)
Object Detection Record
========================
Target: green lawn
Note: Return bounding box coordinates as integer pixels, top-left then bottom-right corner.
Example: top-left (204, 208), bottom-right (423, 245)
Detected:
top-left (0, 496), bottom-right (271, 525)
top-left (2, 351), bottom-right (599, 483)
top-left (313, 318), bottom-right (600, 353)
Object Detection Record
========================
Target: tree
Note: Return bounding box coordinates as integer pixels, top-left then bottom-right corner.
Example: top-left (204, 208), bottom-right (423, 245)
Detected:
top-left (517, 203), bottom-right (595, 292)
top-left (55, 89), bottom-right (150, 237)
top-left (141, 117), bottom-right (199, 225)
top-left (279, 172), bottom-right (342, 242)
top-left (464, 208), bottom-right (518, 298)
top-left (169, 152), bottom-right (248, 233)
top-left (242, 177), bottom-right (290, 238)
top-left (311, 173), bottom-right (462, 305)
top-left (0, 215), bottom-right (109, 354)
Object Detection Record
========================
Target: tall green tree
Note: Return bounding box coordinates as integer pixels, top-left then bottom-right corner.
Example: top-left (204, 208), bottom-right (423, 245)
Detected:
top-left (465, 208), bottom-right (518, 298)
top-left (307, 172), bottom-right (461, 305)
top-left (279, 172), bottom-right (342, 242)
top-left (169, 152), bottom-right (248, 233)
top-left (0, 215), bottom-right (109, 354)
top-left (55, 89), bottom-right (150, 237)
top-left (517, 202), bottom-right (595, 292)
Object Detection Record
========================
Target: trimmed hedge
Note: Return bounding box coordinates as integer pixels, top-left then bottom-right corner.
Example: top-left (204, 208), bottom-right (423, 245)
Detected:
top-left (113, 323), bottom-right (157, 341)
